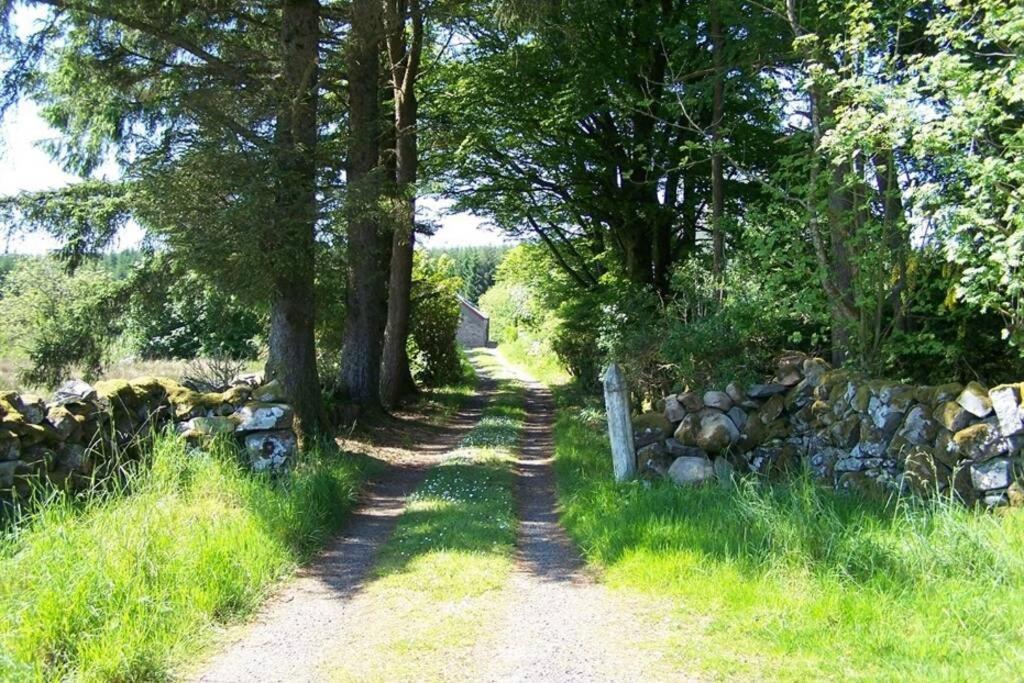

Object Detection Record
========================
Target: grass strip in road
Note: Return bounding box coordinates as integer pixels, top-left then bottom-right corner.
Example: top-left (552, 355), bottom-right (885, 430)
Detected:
top-left (329, 352), bottom-right (523, 682)
top-left (493, 343), bottom-right (1024, 680)
top-left (0, 435), bottom-right (371, 682)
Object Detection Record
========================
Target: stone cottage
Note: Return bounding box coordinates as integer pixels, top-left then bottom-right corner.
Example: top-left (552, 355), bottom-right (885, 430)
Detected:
top-left (456, 296), bottom-right (490, 348)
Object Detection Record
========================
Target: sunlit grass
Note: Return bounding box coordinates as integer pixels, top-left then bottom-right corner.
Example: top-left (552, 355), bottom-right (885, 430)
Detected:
top-left (497, 337), bottom-right (571, 387)
top-left (552, 400), bottom-right (1024, 680)
top-left (0, 434), bottom-right (370, 681)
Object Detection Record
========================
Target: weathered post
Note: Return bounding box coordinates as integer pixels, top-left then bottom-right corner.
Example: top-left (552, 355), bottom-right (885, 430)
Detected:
top-left (603, 363), bottom-right (636, 482)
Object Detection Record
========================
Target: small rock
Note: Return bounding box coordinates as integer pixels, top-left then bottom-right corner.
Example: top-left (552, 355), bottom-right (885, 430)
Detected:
top-left (53, 380), bottom-right (97, 405)
top-left (934, 401), bottom-right (973, 433)
top-left (252, 379), bottom-right (287, 403)
top-left (663, 395), bottom-right (687, 423)
top-left (673, 414), bottom-right (702, 446)
top-left (835, 457), bottom-right (863, 473)
top-left (747, 383), bottom-right (788, 399)
top-left (903, 449), bottom-right (949, 496)
top-left (759, 394), bottom-right (785, 423)
top-left (982, 491), bottom-right (1008, 508)
top-left (951, 423), bottom-right (1008, 462)
top-left (677, 391), bottom-right (704, 413)
top-left (727, 406), bottom-right (747, 431)
top-left (952, 465), bottom-right (977, 505)
top-left (179, 416), bottom-right (237, 438)
top-left (696, 413), bottom-right (740, 454)
top-left (16, 395), bottom-right (46, 425)
top-left (802, 357), bottom-right (831, 384)
top-left (971, 458), bottom-right (1012, 491)
top-left (957, 381), bottom-right (993, 418)
top-left (231, 372), bottom-right (264, 389)
top-left (1007, 481), bottom-right (1024, 507)
top-left (664, 439), bottom-right (706, 459)
top-left (667, 455), bottom-right (715, 486)
top-left (45, 406), bottom-right (79, 441)
top-left (703, 391), bottom-right (733, 412)
top-left (809, 447), bottom-right (842, 481)
top-left (990, 384), bottom-right (1024, 437)
top-left (633, 412), bottom-right (673, 448)
top-left (234, 403), bottom-right (294, 433)
top-left (244, 430), bottom-right (297, 471)
top-left (896, 405), bottom-right (939, 446)
top-left (636, 440), bottom-right (667, 471)
top-left (725, 382), bottom-right (746, 405)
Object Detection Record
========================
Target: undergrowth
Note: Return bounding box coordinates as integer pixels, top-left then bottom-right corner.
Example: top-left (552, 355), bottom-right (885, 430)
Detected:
top-left (502, 344), bottom-right (1024, 680)
top-left (0, 434), bottom-right (369, 681)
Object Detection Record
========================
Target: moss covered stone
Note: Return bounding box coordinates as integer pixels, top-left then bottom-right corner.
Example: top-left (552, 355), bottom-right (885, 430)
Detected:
top-left (951, 423), bottom-right (1004, 461)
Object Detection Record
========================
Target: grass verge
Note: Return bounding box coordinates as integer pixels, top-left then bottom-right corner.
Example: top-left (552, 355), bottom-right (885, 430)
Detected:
top-left (328, 350), bottom-right (523, 681)
top-left (504, 345), bottom-right (1024, 681)
top-left (0, 435), bottom-right (370, 681)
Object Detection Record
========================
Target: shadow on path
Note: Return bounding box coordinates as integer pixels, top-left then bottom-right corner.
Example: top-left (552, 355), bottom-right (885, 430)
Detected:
top-left (514, 381), bottom-right (588, 584)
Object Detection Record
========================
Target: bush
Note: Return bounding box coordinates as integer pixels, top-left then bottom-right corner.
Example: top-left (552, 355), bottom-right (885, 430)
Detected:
top-left (408, 252), bottom-right (463, 386)
top-left (0, 257), bottom-right (124, 387)
top-left (125, 254), bottom-right (263, 361)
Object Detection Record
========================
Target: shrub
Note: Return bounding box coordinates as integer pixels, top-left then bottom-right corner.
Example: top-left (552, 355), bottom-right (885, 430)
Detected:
top-left (125, 254), bottom-right (263, 361)
top-left (408, 252), bottom-right (463, 386)
top-left (0, 257), bottom-right (123, 387)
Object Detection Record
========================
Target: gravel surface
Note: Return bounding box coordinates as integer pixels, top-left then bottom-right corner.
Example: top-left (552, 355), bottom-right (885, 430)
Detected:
top-left (474, 358), bottom-right (692, 682)
top-left (185, 373), bottom-right (494, 683)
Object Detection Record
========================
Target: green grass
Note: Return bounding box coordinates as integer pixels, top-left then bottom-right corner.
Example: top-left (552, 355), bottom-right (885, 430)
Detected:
top-left (497, 337), bottom-right (571, 387)
top-left (328, 351), bottom-right (524, 681)
top-left (412, 350), bottom-right (479, 425)
top-left (504, 348), bottom-right (1024, 681)
top-left (0, 434), bottom-right (371, 681)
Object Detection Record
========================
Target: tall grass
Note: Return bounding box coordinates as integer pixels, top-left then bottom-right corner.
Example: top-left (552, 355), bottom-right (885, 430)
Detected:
top-left (553, 403), bottom-right (1024, 679)
top-left (0, 434), bottom-right (369, 681)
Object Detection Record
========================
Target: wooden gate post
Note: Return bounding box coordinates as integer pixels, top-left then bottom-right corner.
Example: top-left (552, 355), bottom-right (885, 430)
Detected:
top-left (603, 363), bottom-right (636, 482)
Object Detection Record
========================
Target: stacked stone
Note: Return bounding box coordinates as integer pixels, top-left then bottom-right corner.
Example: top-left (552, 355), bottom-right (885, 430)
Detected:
top-left (631, 353), bottom-right (1024, 507)
top-left (0, 374), bottom-right (298, 505)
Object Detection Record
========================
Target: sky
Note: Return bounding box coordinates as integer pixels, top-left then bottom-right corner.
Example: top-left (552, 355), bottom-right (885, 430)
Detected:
top-left (0, 100), bottom-right (510, 254)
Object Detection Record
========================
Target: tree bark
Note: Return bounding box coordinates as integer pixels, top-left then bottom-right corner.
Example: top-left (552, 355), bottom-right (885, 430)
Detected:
top-left (339, 0), bottom-right (388, 407)
top-left (710, 0), bottom-right (726, 280)
top-left (265, 0), bottom-right (325, 441)
top-left (380, 0), bottom-right (423, 408)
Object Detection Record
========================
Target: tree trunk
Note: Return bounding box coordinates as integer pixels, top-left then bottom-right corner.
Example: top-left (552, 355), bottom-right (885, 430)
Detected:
top-left (265, 0), bottom-right (325, 441)
top-left (339, 0), bottom-right (388, 407)
top-left (380, 0), bottom-right (423, 408)
top-left (710, 1), bottom-right (726, 280)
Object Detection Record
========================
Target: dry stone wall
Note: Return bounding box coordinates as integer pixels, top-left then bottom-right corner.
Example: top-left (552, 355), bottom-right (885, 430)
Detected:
top-left (632, 353), bottom-right (1024, 507)
top-left (0, 374), bottom-right (298, 507)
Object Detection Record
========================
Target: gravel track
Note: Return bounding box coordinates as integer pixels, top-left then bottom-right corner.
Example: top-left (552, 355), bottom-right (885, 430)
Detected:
top-left (187, 351), bottom-right (691, 682)
top-left (186, 372), bottom-right (494, 683)
top-left (474, 357), bottom-right (691, 682)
